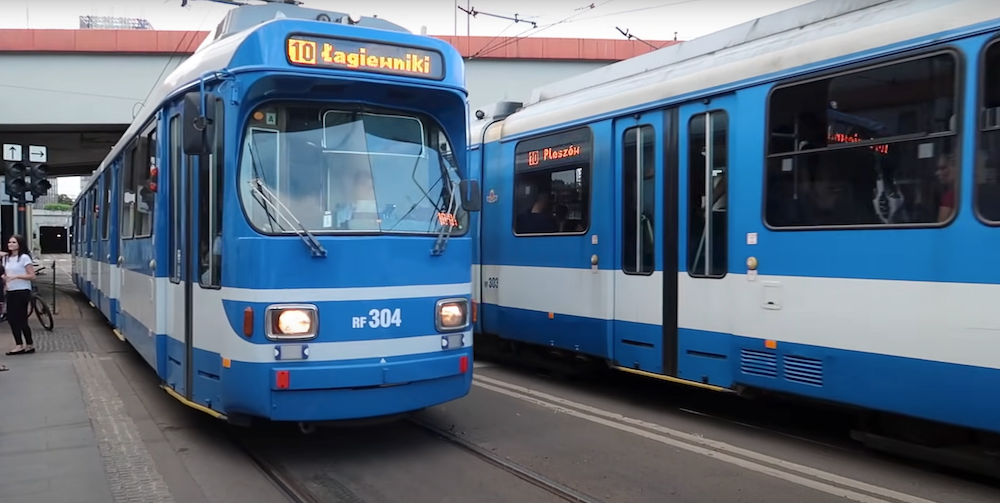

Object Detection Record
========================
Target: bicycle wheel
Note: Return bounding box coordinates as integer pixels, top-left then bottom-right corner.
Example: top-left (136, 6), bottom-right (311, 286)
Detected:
top-left (32, 294), bottom-right (53, 331)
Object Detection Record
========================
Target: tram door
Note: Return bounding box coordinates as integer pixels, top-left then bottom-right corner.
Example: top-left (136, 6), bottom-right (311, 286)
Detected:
top-left (166, 113), bottom-right (188, 396)
top-left (611, 111), bottom-right (675, 375)
top-left (90, 180), bottom-right (101, 294)
top-left (96, 169), bottom-right (111, 317)
top-left (675, 96), bottom-right (734, 387)
top-left (81, 191), bottom-right (90, 293)
top-left (166, 96), bottom-right (224, 403)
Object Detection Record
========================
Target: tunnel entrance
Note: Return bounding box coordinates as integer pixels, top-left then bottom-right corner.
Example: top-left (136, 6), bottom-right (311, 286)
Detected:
top-left (39, 225), bottom-right (69, 254)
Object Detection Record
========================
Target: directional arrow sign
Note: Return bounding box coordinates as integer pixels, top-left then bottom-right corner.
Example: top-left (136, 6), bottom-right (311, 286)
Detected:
top-left (2, 144), bottom-right (21, 162)
top-left (28, 145), bottom-right (46, 163)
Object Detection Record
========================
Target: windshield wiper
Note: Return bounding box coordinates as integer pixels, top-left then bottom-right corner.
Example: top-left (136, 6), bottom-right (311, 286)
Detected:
top-left (431, 149), bottom-right (460, 256)
top-left (244, 137), bottom-right (326, 258)
top-left (247, 180), bottom-right (327, 258)
top-left (383, 152), bottom-right (446, 233)
top-left (246, 138), bottom-right (283, 233)
top-left (431, 182), bottom-right (460, 256)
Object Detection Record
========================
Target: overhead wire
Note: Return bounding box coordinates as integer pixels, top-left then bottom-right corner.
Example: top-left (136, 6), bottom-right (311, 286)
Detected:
top-left (566, 0), bottom-right (701, 25)
top-left (466, 24), bottom-right (536, 59)
top-left (472, 0), bottom-right (614, 55)
top-left (0, 84), bottom-right (145, 102)
top-left (470, 21), bottom-right (520, 59)
top-left (469, 0), bottom-right (618, 59)
top-left (471, 0), bottom-right (703, 58)
top-left (135, 4), bottom-right (220, 116)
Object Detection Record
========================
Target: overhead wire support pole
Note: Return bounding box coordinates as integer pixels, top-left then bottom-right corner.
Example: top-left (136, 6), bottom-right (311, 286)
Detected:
top-left (457, 6), bottom-right (538, 28)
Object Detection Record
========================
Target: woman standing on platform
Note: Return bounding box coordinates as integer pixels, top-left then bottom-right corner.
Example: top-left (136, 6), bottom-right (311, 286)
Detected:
top-left (3, 235), bottom-right (35, 355)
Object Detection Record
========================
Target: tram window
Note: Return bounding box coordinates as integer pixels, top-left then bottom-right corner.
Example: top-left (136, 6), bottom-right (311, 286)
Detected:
top-left (764, 52), bottom-right (959, 228)
top-left (623, 125), bottom-right (656, 274)
top-left (85, 193), bottom-right (92, 244)
top-left (90, 192), bottom-right (98, 244)
top-left (687, 112), bottom-right (728, 278)
top-left (134, 127), bottom-right (156, 238)
top-left (512, 128), bottom-right (592, 236)
top-left (169, 115), bottom-right (181, 282)
top-left (101, 169), bottom-right (111, 240)
top-left (120, 143), bottom-right (136, 239)
top-left (199, 98), bottom-right (224, 288)
top-left (976, 42), bottom-right (1000, 223)
top-left (513, 168), bottom-right (589, 235)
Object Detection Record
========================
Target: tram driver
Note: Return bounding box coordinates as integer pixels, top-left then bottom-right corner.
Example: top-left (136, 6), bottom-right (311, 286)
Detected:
top-left (312, 147), bottom-right (379, 231)
top-left (516, 191), bottom-right (558, 234)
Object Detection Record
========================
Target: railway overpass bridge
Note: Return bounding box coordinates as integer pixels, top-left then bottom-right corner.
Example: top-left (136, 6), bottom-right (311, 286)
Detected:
top-left (0, 29), bottom-right (676, 179)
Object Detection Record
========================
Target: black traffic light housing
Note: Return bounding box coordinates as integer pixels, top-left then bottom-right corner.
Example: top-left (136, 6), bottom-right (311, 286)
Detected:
top-left (4, 161), bottom-right (27, 199)
top-left (28, 162), bottom-right (51, 199)
top-left (4, 161), bottom-right (50, 202)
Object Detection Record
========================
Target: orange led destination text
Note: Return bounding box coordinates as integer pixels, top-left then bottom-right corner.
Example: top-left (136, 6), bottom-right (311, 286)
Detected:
top-left (437, 212), bottom-right (459, 227)
top-left (527, 144), bottom-right (582, 166)
top-left (827, 132), bottom-right (889, 154)
top-left (287, 38), bottom-right (433, 76)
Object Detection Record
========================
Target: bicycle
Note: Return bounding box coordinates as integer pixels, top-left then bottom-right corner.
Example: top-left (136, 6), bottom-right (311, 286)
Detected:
top-left (25, 265), bottom-right (54, 331)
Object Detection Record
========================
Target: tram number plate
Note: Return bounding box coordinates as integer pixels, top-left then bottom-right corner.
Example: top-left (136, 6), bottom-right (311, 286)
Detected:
top-left (352, 308), bottom-right (402, 329)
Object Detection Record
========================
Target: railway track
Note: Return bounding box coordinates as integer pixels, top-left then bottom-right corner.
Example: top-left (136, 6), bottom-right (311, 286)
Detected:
top-left (237, 434), bottom-right (328, 503)
top-left (474, 347), bottom-right (1000, 484)
top-left (405, 416), bottom-right (606, 503)
top-left (233, 415), bottom-right (610, 503)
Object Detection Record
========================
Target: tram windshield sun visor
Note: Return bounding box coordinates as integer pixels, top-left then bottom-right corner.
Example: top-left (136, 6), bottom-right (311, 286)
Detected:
top-left (238, 105), bottom-right (467, 239)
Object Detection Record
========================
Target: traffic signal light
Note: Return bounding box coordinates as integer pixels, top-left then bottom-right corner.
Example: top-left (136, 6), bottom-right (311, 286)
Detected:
top-left (4, 161), bottom-right (26, 198)
top-left (28, 163), bottom-right (51, 198)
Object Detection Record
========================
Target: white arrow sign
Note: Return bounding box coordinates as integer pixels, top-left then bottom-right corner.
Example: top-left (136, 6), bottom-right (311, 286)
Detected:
top-left (28, 145), bottom-right (46, 163)
top-left (2, 144), bottom-right (21, 162)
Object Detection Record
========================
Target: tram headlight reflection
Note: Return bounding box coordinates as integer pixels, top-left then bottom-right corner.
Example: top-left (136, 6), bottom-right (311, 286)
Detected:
top-left (265, 305), bottom-right (318, 340)
top-left (435, 298), bottom-right (469, 332)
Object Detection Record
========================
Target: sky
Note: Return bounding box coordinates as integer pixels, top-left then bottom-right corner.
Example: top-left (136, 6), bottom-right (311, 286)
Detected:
top-left (12, 0), bottom-right (813, 197)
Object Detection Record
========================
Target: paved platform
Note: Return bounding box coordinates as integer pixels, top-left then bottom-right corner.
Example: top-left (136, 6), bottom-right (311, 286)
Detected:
top-left (0, 352), bottom-right (173, 503)
top-left (0, 258), bottom-right (177, 503)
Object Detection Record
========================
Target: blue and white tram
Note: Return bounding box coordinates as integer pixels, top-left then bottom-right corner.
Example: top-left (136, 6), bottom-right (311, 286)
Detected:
top-left (472, 0), bottom-right (1000, 447)
top-left (71, 3), bottom-right (480, 425)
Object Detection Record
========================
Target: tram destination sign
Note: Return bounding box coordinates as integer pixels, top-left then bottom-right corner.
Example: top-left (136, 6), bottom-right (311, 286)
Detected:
top-left (514, 127), bottom-right (593, 173)
top-left (286, 36), bottom-right (444, 80)
top-left (514, 141), bottom-right (592, 172)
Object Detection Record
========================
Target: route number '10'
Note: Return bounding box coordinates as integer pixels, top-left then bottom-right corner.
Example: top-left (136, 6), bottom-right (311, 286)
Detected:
top-left (368, 308), bottom-right (402, 328)
top-left (287, 39), bottom-right (317, 65)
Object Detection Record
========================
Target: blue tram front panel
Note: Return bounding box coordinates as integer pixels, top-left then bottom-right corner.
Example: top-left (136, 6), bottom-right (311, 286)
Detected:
top-left (212, 280), bottom-right (473, 421)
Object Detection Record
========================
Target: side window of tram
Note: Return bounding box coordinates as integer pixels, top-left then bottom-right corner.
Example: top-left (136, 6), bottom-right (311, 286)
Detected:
top-left (512, 130), bottom-right (591, 236)
top-left (199, 99), bottom-right (224, 288)
top-left (977, 42), bottom-right (1000, 223)
top-left (513, 168), bottom-right (589, 235)
top-left (121, 146), bottom-right (135, 239)
top-left (134, 128), bottom-right (156, 238)
top-left (687, 112), bottom-right (728, 278)
top-left (622, 125), bottom-right (656, 274)
top-left (101, 169), bottom-right (112, 240)
top-left (763, 52), bottom-right (959, 228)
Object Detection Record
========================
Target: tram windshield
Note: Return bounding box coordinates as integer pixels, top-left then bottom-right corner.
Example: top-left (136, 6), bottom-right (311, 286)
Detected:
top-left (238, 104), bottom-right (467, 235)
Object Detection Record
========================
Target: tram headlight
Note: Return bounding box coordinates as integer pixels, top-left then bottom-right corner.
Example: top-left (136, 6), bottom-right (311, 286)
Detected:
top-left (265, 304), bottom-right (318, 340)
top-left (435, 298), bottom-right (469, 332)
